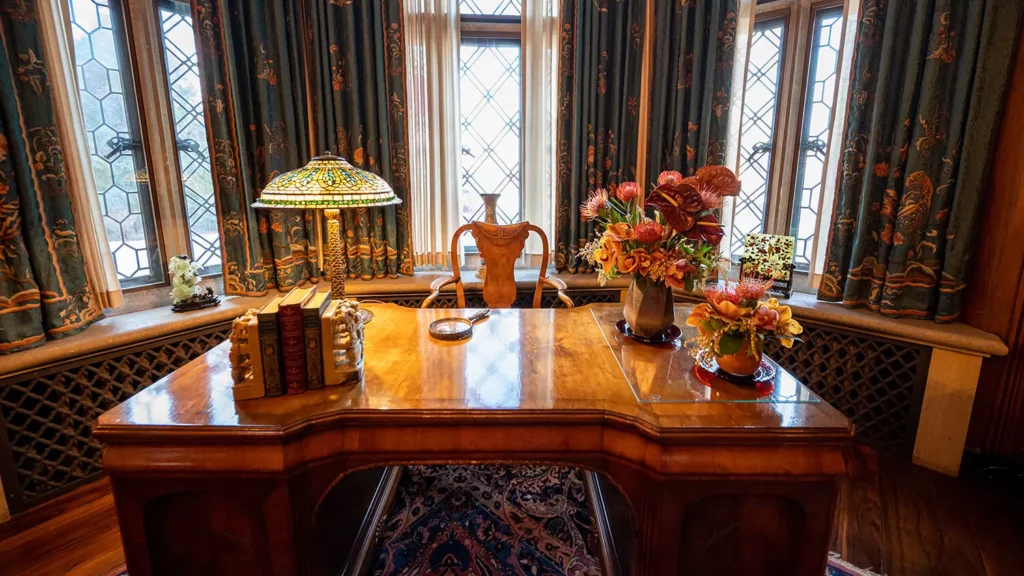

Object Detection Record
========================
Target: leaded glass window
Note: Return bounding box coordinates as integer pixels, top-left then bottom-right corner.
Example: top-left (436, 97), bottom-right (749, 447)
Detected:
top-left (158, 0), bottom-right (222, 273)
top-left (460, 0), bottom-right (521, 16)
top-left (459, 38), bottom-right (523, 239)
top-left (790, 7), bottom-right (844, 270)
top-left (69, 0), bottom-right (163, 286)
top-left (732, 19), bottom-right (785, 261)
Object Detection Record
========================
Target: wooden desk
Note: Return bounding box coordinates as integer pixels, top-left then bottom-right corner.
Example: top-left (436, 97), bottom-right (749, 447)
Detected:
top-left (96, 304), bottom-right (852, 576)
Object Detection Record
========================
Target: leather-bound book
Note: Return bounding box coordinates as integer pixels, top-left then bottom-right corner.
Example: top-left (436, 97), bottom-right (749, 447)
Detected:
top-left (256, 295), bottom-right (286, 397)
top-left (279, 287), bottom-right (315, 395)
top-left (302, 291), bottom-right (331, 390)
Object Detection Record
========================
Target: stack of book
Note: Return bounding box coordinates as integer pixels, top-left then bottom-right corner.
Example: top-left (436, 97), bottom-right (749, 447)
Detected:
top-left (256, 286), bottom-right (332, 396)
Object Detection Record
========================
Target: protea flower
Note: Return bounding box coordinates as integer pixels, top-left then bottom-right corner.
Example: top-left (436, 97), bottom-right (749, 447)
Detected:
top-left (579, 188), bottom-right (609, 221)
top-left (633, 219), bottom-right (665, 246)
top-left (657, 170), bottom-right (684, 186)
top-left (616, 181), bottom-right (641, 203)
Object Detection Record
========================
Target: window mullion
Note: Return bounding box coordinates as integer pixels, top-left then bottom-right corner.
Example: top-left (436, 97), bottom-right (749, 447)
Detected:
top-left (765, 0), bottom-right (812, 238)
top-left (123, 0), bottom-right (191, 265)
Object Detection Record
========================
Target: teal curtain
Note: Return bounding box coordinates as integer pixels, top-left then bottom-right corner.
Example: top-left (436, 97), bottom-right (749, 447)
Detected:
top-left (646, 0), bottom-right (737, 183)
top-left (307, 0), bottom-right (413, 279)
top-left (0, 0), bottom-right (102, 354)
top-left (818, 0), bottom-right (1023, 322)
top-left (192, 0), bottom-right (318, 296)
top-left (555, 0), bottom-right (647, 272)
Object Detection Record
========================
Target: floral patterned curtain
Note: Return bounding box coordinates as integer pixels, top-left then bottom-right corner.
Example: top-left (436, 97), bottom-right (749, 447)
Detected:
top-left (818, 0), bottom-right (1023, 322)
top-left (0, 0), bottom-right (102, 354)
top-left (307, 0), bottom-right (413, 279)
top-left (645, 0), bottom-right (737, 184)
top-left (192, 0), bottom-right (318, 296)
top-left (555, 0), bottom-right (647, 272)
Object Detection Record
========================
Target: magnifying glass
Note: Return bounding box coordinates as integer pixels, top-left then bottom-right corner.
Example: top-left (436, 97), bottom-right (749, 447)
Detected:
top-left (428, 309), bottom-right (490, 341)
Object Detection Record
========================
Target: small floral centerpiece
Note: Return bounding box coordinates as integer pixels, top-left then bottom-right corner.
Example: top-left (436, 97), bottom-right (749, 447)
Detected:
top-left (685, 278), bottom-right (803, 376)
top-left (168, 255), bottom-right (220, 313)
top-left (580, 166), bottom-right (741, 339)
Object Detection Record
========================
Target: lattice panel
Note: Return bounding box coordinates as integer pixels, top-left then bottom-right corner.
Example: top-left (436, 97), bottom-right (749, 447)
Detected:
top-left (0, 328), bottom-right (230, 509)
top-left (764, 322), bottom-right (929, 455)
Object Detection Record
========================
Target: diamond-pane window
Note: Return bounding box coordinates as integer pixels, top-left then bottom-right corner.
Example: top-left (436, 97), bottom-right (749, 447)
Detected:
top-left (731, 19), bottom-right (785, 261)
top-left (159, 1), bottom-right (222, 273)
top-left (69, 0), bottom-right (163, 286)
top-left (789, 7), bottom-right (843, 270)
top-left (460, 0), bottom-right (521, 16)
top-left (459, 38), bottom-right (522, 246)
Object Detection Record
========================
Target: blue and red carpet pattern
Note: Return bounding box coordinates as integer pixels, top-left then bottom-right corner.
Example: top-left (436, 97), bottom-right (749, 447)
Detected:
top-left (371, 465), bottom-right (604, 576)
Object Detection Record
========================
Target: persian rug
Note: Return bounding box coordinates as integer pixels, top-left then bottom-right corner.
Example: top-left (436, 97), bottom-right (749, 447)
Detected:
top-left (826, 553), bottom-right (885, 576)
top-left (370, 465), bottom-right (604, 576)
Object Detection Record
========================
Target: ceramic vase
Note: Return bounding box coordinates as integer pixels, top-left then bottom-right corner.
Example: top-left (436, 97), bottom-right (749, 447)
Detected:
top-left (623, 275), bottom-right (675, 339)
top-left (476, 193), bottom-right (501, 279)
top-left (716, 345), bottom-right (762, 377)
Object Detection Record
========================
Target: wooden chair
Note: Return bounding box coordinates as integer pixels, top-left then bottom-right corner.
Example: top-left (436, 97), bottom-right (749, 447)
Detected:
top-left (422, 221), bottom-right (573, 309)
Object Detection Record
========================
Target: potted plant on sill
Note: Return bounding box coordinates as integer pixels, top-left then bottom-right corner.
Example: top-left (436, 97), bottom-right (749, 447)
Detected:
top-left (580, 167), bottom-right (740, 340)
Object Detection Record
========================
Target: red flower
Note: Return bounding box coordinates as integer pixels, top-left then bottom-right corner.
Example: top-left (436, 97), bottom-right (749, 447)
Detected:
top-left (616, 181), bottom-right (641, 203)
top-left (657, 170), bottom-right (684, 186)
top-left (633, 219), bottom-right (664, 246)
top-left (644, 180), bottom-right (703, 233)
top-left (684, 214), bottom-right (725, 247)
top-left (683, 165), bottom-right (741, 202)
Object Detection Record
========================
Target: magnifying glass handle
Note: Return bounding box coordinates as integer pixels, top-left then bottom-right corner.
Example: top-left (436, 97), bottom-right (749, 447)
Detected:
top-left (467, 309), bottom-right (490, 324)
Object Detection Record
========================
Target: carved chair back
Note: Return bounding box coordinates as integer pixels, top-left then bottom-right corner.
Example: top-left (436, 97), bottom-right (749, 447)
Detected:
top-left (424, 221), bottom-right (572, 309)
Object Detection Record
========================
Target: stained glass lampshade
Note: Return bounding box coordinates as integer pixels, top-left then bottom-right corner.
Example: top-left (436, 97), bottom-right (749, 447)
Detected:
top-left (253, 154), bottom-right (401, 300)
top-left (252, 154), bottom-right (401, 209)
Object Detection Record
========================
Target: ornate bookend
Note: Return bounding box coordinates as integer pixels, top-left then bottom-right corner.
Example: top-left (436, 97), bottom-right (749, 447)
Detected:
top-left (229, 308), bottom-right (266, 400)
top-left (322, 299), bottom-right (365, 386)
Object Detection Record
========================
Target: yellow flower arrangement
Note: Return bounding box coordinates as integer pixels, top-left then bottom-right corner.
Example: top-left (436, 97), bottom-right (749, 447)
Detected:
top-left (686, 279), bottom-right (803, 359)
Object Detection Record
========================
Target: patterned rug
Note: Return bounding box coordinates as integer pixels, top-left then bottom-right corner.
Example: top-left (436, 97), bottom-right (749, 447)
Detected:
top-left (371, 465), bottom-right (603, 576)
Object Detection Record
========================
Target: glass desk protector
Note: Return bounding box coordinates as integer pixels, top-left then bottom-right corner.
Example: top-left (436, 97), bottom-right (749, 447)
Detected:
top-left (590, 306), bottom-right (821, 404)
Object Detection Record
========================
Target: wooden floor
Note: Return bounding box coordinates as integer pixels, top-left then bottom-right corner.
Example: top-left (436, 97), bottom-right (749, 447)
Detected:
top-left (0, 447), bottom-right (1021, 576)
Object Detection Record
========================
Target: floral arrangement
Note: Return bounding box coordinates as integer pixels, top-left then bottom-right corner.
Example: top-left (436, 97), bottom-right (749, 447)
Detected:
top-left (580, 166), bottom-right (741, 291)
top-left (685, 278), bottom-right (803, 358)
top-left (168, 255), bottom-right (219, 312)
top-left (169, 256), bottom-right (204, 304)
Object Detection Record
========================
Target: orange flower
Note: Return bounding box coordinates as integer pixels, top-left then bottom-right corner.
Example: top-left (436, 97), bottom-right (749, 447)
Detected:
top-left (617, 251), bottom-right (639, 274)
top-left (592, 246), bottom-right (616, 275)
top-left (762, 298), bottom-right (802, 347)
top-left (711, 300), bottom-right (752, 321)
top-left (633, 248), bottom-right (652, 275)
top-left (665, 258), bottom-right (696, 289)
top-left (685, 303), bottom-right (716, 335)
top-left (606, 222), bottom-right (634, 241)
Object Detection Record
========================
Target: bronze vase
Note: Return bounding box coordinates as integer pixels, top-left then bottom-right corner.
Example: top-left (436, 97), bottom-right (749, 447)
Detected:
top-left (623, 275), bottom-right (675, 338)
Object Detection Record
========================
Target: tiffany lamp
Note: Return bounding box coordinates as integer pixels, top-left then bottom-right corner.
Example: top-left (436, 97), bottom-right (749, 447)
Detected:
top-left (253, 154), bottom-right (401, 301)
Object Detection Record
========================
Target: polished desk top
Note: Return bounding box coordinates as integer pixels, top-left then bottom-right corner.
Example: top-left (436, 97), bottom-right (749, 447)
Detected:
top-left (96, 304), bottom-right (851, 442)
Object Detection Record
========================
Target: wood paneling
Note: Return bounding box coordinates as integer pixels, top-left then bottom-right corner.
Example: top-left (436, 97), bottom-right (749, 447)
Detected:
top-left (963, 33), bottom-right (1024, 464)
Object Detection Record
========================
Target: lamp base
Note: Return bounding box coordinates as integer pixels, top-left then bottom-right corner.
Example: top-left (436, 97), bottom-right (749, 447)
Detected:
top-left (324, 209), bottom-right (346, 301)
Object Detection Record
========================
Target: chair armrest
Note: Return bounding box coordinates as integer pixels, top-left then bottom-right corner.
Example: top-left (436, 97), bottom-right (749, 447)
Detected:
top-left (422, 276), bottom-right (460, 308)
top-left (539, 277), bottom-right (574, 308)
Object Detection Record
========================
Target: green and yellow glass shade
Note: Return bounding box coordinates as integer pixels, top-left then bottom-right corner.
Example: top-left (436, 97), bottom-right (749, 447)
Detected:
top-left (253, 154), bottom-right (401, 300)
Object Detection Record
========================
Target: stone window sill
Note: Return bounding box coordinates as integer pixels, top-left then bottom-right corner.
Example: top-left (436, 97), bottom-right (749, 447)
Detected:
top-left (0, 270), bottom-right (1005, 381)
